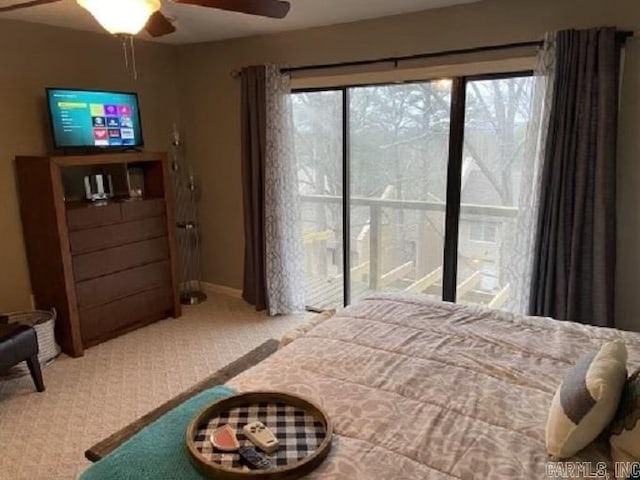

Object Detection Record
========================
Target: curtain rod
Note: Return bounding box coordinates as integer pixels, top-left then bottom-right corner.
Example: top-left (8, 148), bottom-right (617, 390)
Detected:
top-left (279, 40), bottom-right (543, 74)
top-left (230, 30), bottom-right (633, 78)
top-left (279, 30), bottom-right (633, 74)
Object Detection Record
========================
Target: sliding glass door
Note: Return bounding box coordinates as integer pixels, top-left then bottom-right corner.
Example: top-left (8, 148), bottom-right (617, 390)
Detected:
top-left (292, 72), bottom-right (535, 312)
top-left (349, 82), bottom-right (451, 303)
top-left (292, 90), bottom-right (345, 309)
top-left (456, 75), bottom-right (534, 309)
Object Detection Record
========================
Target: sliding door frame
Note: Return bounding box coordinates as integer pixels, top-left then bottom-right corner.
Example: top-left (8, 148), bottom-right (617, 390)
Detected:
top-left (294, 69), bottom-right (533, 308)
top-left (342, 88), bottom-right (351, 306)
top-left (442, 77), bottom-right (467, 303)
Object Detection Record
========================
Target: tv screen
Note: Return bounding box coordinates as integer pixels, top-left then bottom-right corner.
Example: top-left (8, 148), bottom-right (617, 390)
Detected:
top-left (46, 88), bottom-right (143, 149)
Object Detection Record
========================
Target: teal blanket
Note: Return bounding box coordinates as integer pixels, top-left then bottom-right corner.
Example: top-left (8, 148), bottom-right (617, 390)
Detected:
top-left (81, 385), bottom-right (236, 480)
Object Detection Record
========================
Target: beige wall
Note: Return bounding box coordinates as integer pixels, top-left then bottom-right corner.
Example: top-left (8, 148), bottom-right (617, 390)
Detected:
top-left (617, 40), bottom-right (640, 332)
top-left (2, 0), bottom-right (640, 327)
top-left (0, 19), bottom-right (178, 311)
top-left (176, 0), bottom-right (640, 328)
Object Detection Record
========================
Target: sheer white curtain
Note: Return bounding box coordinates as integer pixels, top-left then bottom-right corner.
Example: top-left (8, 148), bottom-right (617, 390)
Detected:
top-left (507, 34), bottom-right (556, 314)
top-left (264, 65), bottom-right (306, 315)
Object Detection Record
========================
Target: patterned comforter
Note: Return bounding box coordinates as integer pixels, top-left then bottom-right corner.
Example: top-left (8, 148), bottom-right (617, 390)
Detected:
top-left (228, 294), bottom-right (640, 479)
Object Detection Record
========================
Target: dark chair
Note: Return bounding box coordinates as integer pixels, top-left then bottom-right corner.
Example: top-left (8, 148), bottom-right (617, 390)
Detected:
top-left (0, 323), bottom-right (45, 392)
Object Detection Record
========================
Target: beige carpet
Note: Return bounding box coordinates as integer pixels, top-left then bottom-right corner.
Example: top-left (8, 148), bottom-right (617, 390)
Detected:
top-left (0, 291), bottom-right (308, 480)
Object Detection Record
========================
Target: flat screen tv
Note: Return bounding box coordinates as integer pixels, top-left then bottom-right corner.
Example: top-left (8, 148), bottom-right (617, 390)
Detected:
top-left (46, 88), bottom-right (144, 149)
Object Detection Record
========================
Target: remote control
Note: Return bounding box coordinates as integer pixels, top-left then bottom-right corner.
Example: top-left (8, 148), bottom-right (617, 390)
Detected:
top-left (242, 421), bottom-right (280, 453)
top-left (238, 446), bottom-right (273, 470)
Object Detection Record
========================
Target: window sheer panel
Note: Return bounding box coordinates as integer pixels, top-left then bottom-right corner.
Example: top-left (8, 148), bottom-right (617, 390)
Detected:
top-left (264, 67), bottom-right (307, 315)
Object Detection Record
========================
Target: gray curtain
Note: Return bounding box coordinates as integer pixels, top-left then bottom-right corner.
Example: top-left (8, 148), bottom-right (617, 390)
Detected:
top-left (241, 65), bottom-right (268, 311)
top-left (530, 28), bottom-right (621, 327)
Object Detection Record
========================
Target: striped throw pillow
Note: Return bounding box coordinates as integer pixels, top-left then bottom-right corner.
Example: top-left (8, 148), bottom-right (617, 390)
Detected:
top-left (546, 340), bottom-right (628, 459)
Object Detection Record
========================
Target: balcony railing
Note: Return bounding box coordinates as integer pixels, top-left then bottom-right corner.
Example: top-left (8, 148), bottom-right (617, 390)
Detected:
top-left (300, 194), bottom-right (519, 217)
top-left (300, 194), bottom-right (518, 310)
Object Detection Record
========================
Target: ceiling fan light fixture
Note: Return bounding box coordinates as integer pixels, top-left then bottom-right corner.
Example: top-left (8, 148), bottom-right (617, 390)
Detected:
top-left (77, 0), bottom-right (161, 35)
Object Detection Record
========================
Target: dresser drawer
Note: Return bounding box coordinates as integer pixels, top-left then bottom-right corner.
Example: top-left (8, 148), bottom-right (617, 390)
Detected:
top-left (69, 216), bottom-right (167, 254)
top-left (80, 286), bottom-right (173, 345)
top-left (121, 198), bottom-right (165, 222)
top-left (67, 202), bottom-right (122, 231)
top-left (76, 260), bottom-right (171, 308)
top-left (73, 237), bottom-right (169, 282)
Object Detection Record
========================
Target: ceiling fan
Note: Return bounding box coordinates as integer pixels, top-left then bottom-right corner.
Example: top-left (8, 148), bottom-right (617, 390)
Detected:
top-left (0, 0), bottom-right (292, 37)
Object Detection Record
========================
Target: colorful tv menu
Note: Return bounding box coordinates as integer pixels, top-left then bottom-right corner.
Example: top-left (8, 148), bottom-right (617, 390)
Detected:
top-left (47, 89), bottom-right (143, 148)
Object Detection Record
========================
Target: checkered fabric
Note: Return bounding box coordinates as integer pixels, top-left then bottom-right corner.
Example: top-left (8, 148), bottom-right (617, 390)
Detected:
top-left (193, 402), bottom-right (327, 469)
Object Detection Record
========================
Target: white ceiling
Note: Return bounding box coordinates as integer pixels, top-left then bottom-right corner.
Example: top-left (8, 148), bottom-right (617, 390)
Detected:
top-left (0, 0), bottom-right (481, 45)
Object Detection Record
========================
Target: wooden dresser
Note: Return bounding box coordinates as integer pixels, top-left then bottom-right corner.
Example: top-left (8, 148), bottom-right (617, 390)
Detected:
top-left (15, 152), bottom-right (181, 357)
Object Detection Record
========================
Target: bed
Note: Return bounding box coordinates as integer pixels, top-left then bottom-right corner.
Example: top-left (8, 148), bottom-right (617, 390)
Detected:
top-left (228, 293), bottom-right (640, 479)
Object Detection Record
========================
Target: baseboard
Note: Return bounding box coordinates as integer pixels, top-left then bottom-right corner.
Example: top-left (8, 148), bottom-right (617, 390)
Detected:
top-left (200, 282), bottom-right (243, 299)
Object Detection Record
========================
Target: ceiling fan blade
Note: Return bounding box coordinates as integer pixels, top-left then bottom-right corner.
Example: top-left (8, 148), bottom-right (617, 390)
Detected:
top-left (172, 0), bottom-right (290, 19)
top-left (0, 0), bottom-right (62, 13)
top-left (145, 11), bottom-right (176, 37)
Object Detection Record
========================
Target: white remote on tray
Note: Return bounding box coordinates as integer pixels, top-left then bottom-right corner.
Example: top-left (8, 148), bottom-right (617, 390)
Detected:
top-left (242, 421), bottom-right (280, 453)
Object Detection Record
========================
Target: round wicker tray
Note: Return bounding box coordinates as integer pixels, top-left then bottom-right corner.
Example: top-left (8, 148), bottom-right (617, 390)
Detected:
top-left (185, 391), bottom-right (333, 480)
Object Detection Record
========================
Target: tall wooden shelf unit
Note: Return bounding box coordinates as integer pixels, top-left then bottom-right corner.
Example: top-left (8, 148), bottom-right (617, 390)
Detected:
top-left (15, 152), bottom-right (182, 357)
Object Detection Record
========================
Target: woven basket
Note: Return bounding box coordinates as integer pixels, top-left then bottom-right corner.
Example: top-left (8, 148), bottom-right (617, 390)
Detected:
top-left (1, 309), bottom-right (60, 378)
